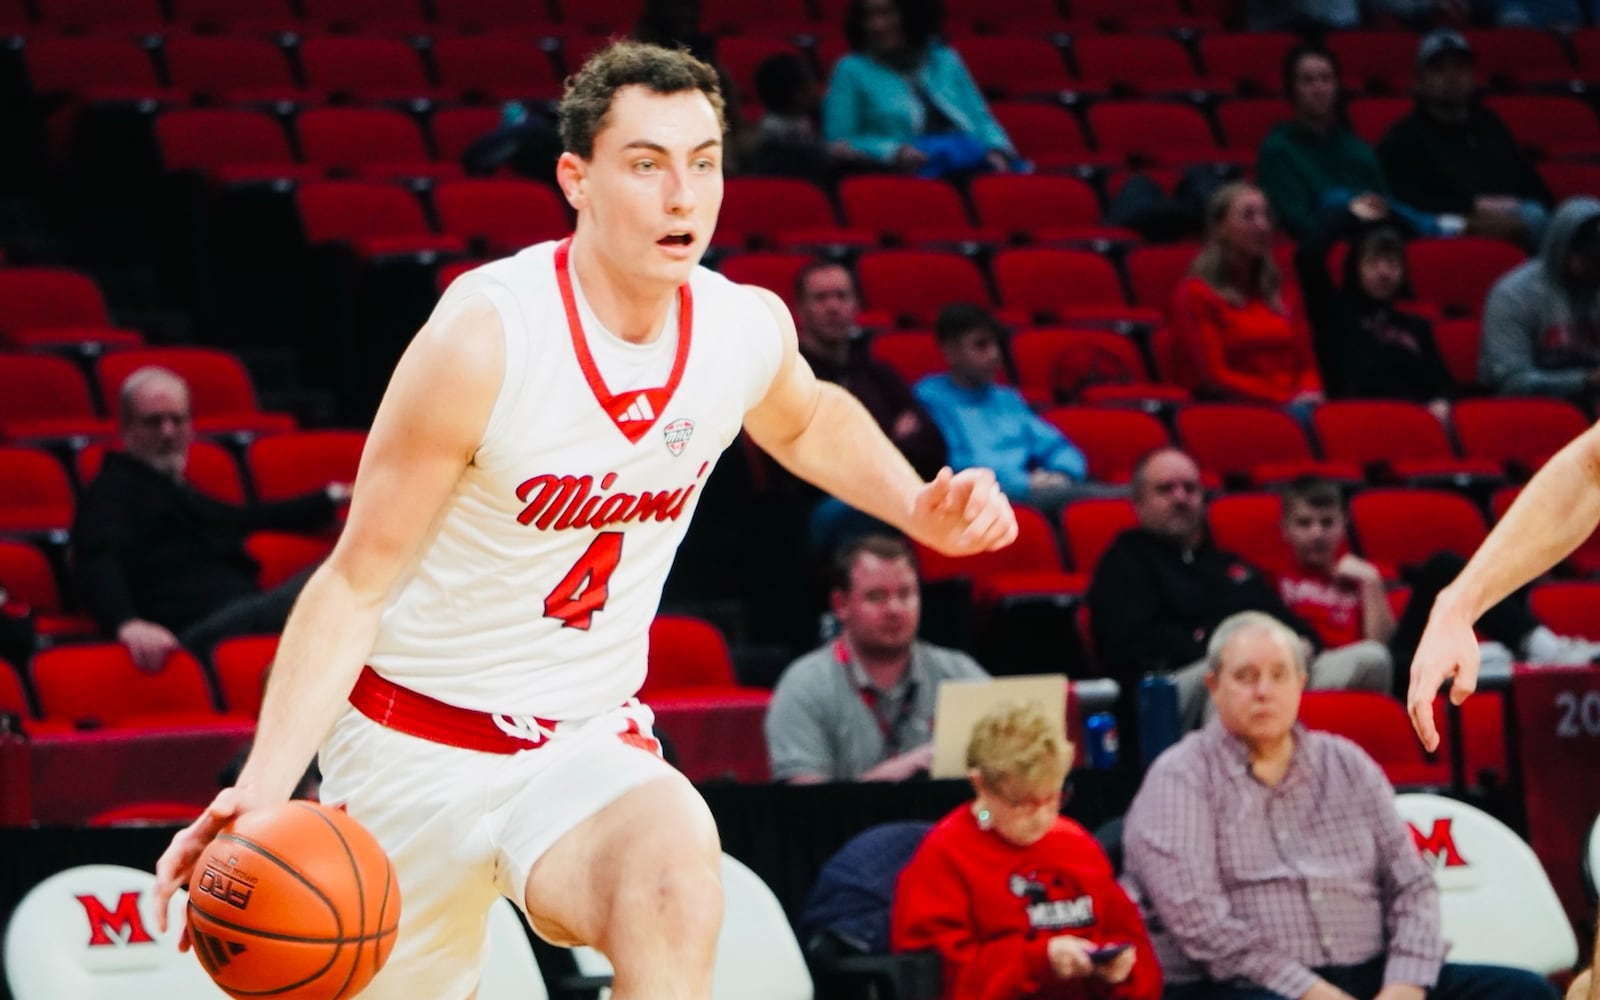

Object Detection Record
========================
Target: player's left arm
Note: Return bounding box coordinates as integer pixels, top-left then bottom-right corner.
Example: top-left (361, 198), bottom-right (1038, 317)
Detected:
top-left (741, 287), bottom-right (1016, 556)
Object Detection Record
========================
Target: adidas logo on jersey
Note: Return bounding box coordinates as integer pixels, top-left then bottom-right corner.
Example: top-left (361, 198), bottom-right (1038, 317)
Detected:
top-left (618, 394), bottom-right (657, 423)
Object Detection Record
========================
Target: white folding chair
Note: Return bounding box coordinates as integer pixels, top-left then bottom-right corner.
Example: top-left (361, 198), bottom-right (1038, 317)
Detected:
top-left (4, 864), bottom-right (228, 999)
top-left (713, 853), bottom-right (812, 1000)
top-left (1393, 792), bottom-right (1578, 975)
top-left (1584, 812), bottom-right (1600, 905)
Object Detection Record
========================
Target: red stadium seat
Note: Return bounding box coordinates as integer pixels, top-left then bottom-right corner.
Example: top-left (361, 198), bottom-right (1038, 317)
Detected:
top-left (298, 36), bottom-right (443, 104)
top-left (971, 175), bottom-right (1133, 246)
top-left (1070, 0), bottom-right (1213, 30)
top-left (1349, 489), bottom-right (1488, 569)
top-left (156, 109), bottom-right (320, 186)
top-left (432, 37), bottom-right (563, 103)
top-left (31, 644), bottom-right (226, 729)
top-left (1060, 498), bottom-right (1138, 576)
top-left (1074, 35), bottom-right (1232, 97)
top-left (1216, 98), bottom-right (1294, 151)
top-left (1346, 97), bottom-right (1412, 145)
top-left (161, 36), bottom-right (312, 107)
top-left (1485, 96), bottom-right (1600, 160)
top-left (1040, 407), bottom-right (1169, 484)
top-left (856, 251), bottom-right (994, 326)
top-left (715, 178), bottom-right (872, 251)
top-left (168, 0), bottom-right (297, 32)
top-left (1088, 102), bottom-right (1244, 168)
top-left (0, 268), bottom-right (143, 353)
top-left (1314, 400), bottom-right (1501, 484)
top-left (1327, 32), bottom-right (1417, 93)
top-left (640, 615), bottom-right (768, 705)
top-left (0, 447), bottom-right (74, 535)
top-left (700, 0), bottom-right (811, 33)
top-left (212, 634), bottom-right (279, 717)
top-left (245, 531), bottom-right (333, 589)
top-left (716, 37), bottom-right (807, 106)
top-left (432, 179), bottom-right (571, 255)
top-left (430, 107), bottom-right (504, 164)
top-left (1466, 28), bottom-right (1574, 91)
top-left (1207, 492), bottom-right (1296, 577)
top-left (299, 0), bottom-right (429, 34)
top-left (949, 36), bottom-right (1077, 98)
top-left (432, 0), bottom-right (563, 32)
top-left (1126, 244), bottom-right (1202, 312)
top-left (296, 181), bottom-right (467, 259)
top-left (914, 504), bottom-right (1085, 605)
top-left (1538, 162), bottom-right (1600, 204)
top-left (838, 176), bottom-right (1003, 247)
top-left (1453, 397), bottom-right (1589, 475)
top-left (246, 430), bottom-right (366, 503)
top-left (715, 252), bottom-right (813, 312)
top-left (1010, 328), bottom-right (1160, 407)
top-left (1298, 691), bottom-right (1449, 787)
top-left (1432, 318), bottom-right (1482, 389)
top-left (32, 0), bottom-right (165, 35)
top-left (78, 441), bottom-right (246, 506)
top-left (24, 37), bottom-right (178, 105)
top-left (296, 107), bottom-right (462, 183)
top-left (989, 102), bottom-right (1120, 172)
top-left (0, 539), bottom-right (94, 640)
top-left (992, 248), bottom-right (1159, 328)
top-left (1531, 582), bottom-right (1600, 640)
top-left (868, 331), bottom-right (946, 386)
top-left (0, 353), bottom-right (112, 444)
top-left (87, 802), bottom-right (207, 827)
top-left (97, 347), bottom-right (296, 439)
top-left (1177, 403), bottom-right (1362, 487)
top-left (1199, 33), bottom-right (1299, 95)
top-left (1575, 28), bottom-right (1600, 79)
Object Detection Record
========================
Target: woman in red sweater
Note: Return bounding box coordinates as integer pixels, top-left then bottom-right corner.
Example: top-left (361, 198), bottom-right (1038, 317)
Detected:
top-left (1172, 182), bottom-right (1324, 406)
top-left (890, 702), bottom-right (1161, 1000)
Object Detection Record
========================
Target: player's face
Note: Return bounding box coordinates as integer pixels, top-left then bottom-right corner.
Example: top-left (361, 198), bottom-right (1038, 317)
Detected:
top-left (834, 553), bottom-right (920, 657)
top-left (795, 266), bottom-right (859, 347)
top-left (559, 86), bottom-right (724, 289)
top-left (974, 772), bottom-right (1066, 847)
top-left (1206, 627), bottom-right (1305, 750)
top-left (123, 377), bottom-right (193, 480)
top-left (1282, 500), bottom-right (1344, 572)
top-left (1134, 451), bottom-right (1205, 546)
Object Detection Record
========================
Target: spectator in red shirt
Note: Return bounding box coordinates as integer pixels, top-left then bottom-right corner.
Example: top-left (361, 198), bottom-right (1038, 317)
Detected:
top-left (891, 701), bottom-right (1161, 1000)
top-left (1173, 183), bottom-right (1324, 410)
top-left (1275, 477), bottom-right (1396, 663)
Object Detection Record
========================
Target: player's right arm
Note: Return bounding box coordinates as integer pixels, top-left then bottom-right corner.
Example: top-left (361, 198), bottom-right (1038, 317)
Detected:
top-left (153, 295), bottom-right (505, 929)
top-left (1408, 420), bottom-right (1600, 749)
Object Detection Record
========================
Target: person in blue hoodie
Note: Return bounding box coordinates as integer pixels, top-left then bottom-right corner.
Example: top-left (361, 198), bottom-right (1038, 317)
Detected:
top-left (822, 0), bottom-right (1018, 177)
top-left (915, 304), bottom-right (1107, 516)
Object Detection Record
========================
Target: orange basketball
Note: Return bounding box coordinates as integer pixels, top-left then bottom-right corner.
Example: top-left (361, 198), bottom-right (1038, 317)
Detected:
top-left (186, 801), bottom-right (401, 1000)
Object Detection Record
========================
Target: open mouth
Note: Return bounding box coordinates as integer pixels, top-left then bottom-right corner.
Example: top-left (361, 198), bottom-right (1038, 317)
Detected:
top-left (658, 233), bottom-right (693, 247)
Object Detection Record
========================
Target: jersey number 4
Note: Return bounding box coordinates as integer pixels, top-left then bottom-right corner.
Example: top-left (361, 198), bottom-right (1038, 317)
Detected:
top-left (543, 532), bottom-right (623, 630)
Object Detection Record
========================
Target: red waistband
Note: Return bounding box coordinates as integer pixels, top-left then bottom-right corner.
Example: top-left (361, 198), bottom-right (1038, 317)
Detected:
top-left (349, 665), bottom-right (563, 755)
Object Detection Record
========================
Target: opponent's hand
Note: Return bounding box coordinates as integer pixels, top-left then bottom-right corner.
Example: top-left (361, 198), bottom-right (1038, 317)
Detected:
top-left (909, 467), bottom-right (1017, 556)
top-left (152, 786), bottom-right (279, 948)
top-left (1407, 603), bottom-right (1482, 752)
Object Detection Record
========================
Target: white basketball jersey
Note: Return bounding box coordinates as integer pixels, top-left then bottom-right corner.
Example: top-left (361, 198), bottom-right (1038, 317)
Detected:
top-left (366, 239), bottom-right (784, 717)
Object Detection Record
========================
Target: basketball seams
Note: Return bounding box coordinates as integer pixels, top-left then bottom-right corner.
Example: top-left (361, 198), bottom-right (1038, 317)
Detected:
top-left (187, 899), bottom-right (345, 998)
top-left (372, 858), bottom-right (396, 983)
top-left (293, 801), bottom-right (367, 1000)
top-left (185, 898), bottom-right (399, 945)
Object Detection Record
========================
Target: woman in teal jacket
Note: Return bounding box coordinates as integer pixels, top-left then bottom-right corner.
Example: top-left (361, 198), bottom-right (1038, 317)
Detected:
top-left (823, 0), bottom-right (1018, 175)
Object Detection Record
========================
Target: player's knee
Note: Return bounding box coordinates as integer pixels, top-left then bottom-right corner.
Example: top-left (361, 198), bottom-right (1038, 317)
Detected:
top-left (605, 853), bottom-right (723, 952)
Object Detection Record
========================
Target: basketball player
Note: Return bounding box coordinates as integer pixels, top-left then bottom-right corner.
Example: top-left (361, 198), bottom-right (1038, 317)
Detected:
top-left (1407, 420), bottom-right (1600, 1000)
top-left (151, 41), bottom-right (1017, 1000)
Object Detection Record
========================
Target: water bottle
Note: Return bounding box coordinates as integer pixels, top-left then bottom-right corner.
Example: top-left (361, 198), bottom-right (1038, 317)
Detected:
top-left (1138, 674), bottom-right (1181, 768)
top-left (1084, 712), bottom-right (1119, 770)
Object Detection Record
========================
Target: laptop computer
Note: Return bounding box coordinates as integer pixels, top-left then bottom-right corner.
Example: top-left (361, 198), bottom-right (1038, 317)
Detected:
top-left (929, 674), bottom-right (1069, 779)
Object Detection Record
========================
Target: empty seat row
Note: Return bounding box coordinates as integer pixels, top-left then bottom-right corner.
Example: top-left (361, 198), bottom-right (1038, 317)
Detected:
top-left (0, 345), bottom-right (295, 443)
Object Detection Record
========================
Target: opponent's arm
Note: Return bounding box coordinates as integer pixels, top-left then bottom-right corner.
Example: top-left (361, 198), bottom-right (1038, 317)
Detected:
top-left (1408, 421), bottom-right (1600, 747)
top-left (741, 287), bottom-right (1015, 555)
top-left (154, 296), bottom-right (504, 921)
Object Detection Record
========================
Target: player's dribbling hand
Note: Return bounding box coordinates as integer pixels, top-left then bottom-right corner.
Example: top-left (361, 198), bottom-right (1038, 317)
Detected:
top-left (152, 786), bottom-right (276, 949)
top-left (910, 467), bottom-right (1018, 556)
top-left (1406, 604), bottom-right (1482, 753)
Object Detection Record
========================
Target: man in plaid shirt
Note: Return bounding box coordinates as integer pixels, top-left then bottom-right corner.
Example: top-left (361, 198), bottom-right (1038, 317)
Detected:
top-left (1121, 611), bottom-right (1556, 1000)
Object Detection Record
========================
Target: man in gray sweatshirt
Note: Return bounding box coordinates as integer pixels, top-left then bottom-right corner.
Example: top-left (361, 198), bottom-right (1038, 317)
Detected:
top-left (1479, 197), bottom-right (1600, 402)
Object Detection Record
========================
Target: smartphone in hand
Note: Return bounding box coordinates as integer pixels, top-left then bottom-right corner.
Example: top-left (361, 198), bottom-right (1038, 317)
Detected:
top-left (1087, 942), bottom-right (1132, 964)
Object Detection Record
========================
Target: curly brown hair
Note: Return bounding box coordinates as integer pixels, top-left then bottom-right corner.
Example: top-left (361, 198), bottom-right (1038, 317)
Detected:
top-left (558, 40), bottom-right (727, 160)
